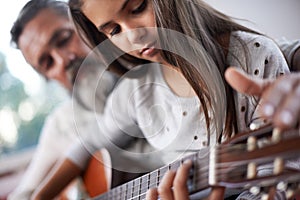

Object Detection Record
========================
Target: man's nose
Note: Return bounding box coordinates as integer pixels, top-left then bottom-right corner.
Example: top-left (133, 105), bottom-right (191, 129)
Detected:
top-left (48, 49), bottom-right (75, 89)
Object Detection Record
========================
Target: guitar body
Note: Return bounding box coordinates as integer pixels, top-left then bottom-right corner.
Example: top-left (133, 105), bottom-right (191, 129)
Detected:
top-left (82, 149), bottom-right (112, 197)
top-left (58, 149), bottom-right (111, 199)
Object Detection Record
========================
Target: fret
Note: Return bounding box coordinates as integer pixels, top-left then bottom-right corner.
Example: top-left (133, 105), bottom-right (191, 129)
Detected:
top-left (140, 173), bottom-right (149, 197)
top-left (149, 170), bottom-right (158, 189)
top-left (132, 196), bottom-right (140, 200)
top-left (126, 180), bottom-right (133, 199)
top-left (139, 192), bottom-right (146, 200)
top-left (120, 183), bottom-right (127, 200)
top-left (132, 177), bottom-right (141, 199)
top-left (114, 185), bottom-right (121, 200)
top-left (170, 160), bottom-right (180, 170)
top-left (159, 165), bottom-right (169, 181)
top-left (157, 168), bottom-right (161, 187)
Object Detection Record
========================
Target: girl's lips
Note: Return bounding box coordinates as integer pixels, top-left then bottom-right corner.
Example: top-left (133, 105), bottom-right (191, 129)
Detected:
top-left (141, 46), bottom-right (156, 56)
top-left (140, 42), bottom-right (157, 56)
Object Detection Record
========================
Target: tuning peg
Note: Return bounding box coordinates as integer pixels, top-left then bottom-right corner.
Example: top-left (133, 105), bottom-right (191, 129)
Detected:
top-left (272, 128), bottom-right (282, 143)
top-left (261, 193), bottom-right (269, 200)
top-left (273, 157), bottom-right (284, 175)
top-left (247, 136), bottom-right (257, 151)
top-left (286, 182), bottom-right (300, 199)
top-left (250, 186), bottom-right (260, 196)
top-left (286, 189), bottom-right (295, 199)
top-left (276, 181), bottom-right (287, 191)
top-left (247, 162), bottom-right (257, 179)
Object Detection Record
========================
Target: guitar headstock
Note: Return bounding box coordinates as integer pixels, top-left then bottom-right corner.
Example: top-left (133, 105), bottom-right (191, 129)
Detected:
top-left (214, 126), bottom-right (300, 199)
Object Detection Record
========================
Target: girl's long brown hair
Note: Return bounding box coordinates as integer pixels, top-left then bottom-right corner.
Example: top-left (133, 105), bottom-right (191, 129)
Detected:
top-left (68, 0), bottom-right (259, 143)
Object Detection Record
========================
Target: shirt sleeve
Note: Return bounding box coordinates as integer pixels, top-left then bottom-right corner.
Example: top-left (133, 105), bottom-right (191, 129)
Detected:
top-left (276, 38), bottom-right (300, 70)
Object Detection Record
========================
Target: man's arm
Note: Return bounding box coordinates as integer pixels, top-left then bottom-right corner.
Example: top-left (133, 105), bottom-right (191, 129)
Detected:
top-left (32, 158), bottom-right (82, 200)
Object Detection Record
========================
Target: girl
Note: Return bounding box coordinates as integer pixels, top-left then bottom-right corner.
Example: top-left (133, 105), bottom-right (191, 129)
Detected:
top-left (34, 0), bottom-right (300, 199)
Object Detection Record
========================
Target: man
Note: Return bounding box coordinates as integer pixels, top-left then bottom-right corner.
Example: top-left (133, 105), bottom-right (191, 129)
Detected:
top-left (8, 0), bottom-right (157, 199)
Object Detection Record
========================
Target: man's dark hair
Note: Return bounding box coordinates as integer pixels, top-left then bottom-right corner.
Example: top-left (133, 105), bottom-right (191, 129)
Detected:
top-left (10, 0), bottom-right (69, 49)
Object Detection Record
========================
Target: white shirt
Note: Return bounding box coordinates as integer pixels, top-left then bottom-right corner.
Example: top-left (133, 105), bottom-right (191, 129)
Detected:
top-left (67, 31), bottom-right (290, 170)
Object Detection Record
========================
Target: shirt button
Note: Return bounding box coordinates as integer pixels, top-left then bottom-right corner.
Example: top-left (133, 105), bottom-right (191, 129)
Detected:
top-left (254, 69), bottom-right (259, 75)
top-left (194, 135), bottom-right (198, 140)
top-left (183, 111), bottom-right (187, 116)
top-left (241, 106), bottom-right (246, 112)
top-left (265, 59), bottom-right (269, 64)
top-left (254, 42), bottom-right (260, 47)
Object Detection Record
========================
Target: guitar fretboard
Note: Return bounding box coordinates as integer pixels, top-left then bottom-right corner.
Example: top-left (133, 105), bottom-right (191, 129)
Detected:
top-left (93, 148), bottom-right (211, 200)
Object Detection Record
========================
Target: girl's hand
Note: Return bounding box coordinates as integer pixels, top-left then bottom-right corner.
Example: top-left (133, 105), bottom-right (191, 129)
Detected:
top-left (225, 67), bottom-right (300, 130)
top-left (145, 160), bottom-right (225, 200)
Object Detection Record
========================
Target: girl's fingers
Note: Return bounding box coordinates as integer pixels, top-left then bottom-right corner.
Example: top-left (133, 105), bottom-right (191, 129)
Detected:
top-left (172, 160), bottom-right (192, 200)
top-left (225, 67), bottom-right (300, 130)
top-left (146, 188), bottom-right (159, 200)
top-left (224, 67), bottom-right (270, 96)
top-left (157, 170), bottom-right (176, 200)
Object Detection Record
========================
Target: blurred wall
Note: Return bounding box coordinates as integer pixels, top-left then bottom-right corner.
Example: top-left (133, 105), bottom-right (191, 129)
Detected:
top-left (204, 0), bottom-right (300, 40)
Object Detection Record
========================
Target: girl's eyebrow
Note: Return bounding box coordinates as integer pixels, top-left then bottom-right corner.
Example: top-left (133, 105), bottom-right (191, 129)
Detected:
top-left (120, 0), bottom-right (130, 11)
top-left (98, 0), bottom-right (130, 31)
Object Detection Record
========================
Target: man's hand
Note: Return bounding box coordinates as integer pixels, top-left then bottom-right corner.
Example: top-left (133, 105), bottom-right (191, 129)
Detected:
top-left (225, 67), bottom-right (300, 130)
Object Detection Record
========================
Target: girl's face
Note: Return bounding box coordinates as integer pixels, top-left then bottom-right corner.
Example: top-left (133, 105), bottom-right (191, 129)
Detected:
top-left (82, 0), bottom-right (165, 64)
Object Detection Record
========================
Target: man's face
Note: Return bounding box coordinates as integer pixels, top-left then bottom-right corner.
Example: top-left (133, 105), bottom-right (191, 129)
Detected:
top-left (18, 8), bottom-right (91, 90)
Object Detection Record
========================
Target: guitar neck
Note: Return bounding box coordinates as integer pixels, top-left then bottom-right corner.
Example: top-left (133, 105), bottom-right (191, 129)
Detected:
top-left (93, 148), bottom-right (211, 200)
top-left (93, 126), bottom-right (300, 200)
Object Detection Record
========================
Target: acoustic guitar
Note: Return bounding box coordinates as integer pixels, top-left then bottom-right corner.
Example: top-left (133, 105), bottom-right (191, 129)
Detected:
top-left (91, 125), bottom-right (300, 200)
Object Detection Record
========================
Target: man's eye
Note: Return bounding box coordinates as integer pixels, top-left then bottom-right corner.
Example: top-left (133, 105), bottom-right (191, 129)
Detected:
top-left (110, 25), bottom-right (121, 36)
top-left (56, 38), bottom-right (70, 47)
top-left (132, 0), bottom-right (147, 14)
top-left (56, 31), bottom-right (73, 47)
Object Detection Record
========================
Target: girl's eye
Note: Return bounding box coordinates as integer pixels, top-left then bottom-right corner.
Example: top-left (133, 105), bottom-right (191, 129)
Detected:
top-left (131, 0), bottom-right (147, 15)
top-left (110, 25), bottom-right (121, 36)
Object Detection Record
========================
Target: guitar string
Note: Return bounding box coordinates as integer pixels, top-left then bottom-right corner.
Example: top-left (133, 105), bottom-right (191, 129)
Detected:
top-left (94, 147), bottom-right (254, 200)
top-left (93, 161), bottom-right (297, 200)
top-left (95, 152), bottom-right (223, 199)
top-left (103, 163), bottom-right (294, 200)
top-left (93, 142), bottom-right (300, 200)
top-left (98, 158), bottom-right (210, 199)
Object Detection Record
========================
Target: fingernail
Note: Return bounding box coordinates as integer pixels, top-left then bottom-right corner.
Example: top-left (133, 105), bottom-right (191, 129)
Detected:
top-left (279, 110), bottom-right (293, 125)
top-left (262, 104), bottom-right (275, 117)
top-left (183, 159), bottom-right (192, 165)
